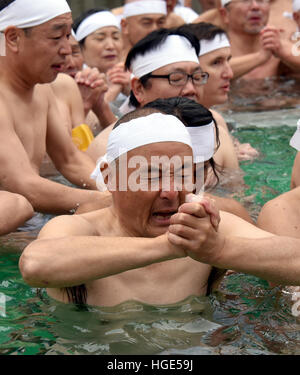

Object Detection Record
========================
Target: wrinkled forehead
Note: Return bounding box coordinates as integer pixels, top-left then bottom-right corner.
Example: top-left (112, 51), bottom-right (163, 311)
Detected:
top-left (127, 12), bottom-right (167, 22)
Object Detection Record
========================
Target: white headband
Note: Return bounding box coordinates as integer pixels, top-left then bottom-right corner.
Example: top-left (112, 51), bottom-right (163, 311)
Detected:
top-left (221, 0), bottom-right (231, 5)
top-left (124, 1), bottom-right (167, 18)
top-left (293, 0), bottom-right (300, 12)
top-left (0, 0), bottom-right (71, 56)
top-left (75, 11), bottom-right (120, 42)
top-left (131, 35), bottom-right (199, 78)
top-left (199, 34), bottom-right (231, 56)
top-left (186, 121), bottom-right (215, 163)
top-left (290, 119), bottom-right (300, 151)
top-left (91, 113), bottom-right (215, 190)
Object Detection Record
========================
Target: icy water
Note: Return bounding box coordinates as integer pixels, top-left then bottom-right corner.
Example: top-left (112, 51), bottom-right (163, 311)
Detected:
top-left (1, 108), bottom-right (300, 355)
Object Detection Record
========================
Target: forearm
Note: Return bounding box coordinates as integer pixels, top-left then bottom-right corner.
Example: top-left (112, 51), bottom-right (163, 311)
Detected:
top-left (20, 235), bottom-right (179, 288)
top-left (213, 236), bottom-right (300, 285)
top-left (56, 150), bottom-right (98, 190)
top-left (0, 194), bottom-right (34, 234)
top-left (11, 176), bottom-right (107, 214)
top-left (230, 52), bottom-right (269, 79)
top-left (92, 99), bottom-right (117, 129)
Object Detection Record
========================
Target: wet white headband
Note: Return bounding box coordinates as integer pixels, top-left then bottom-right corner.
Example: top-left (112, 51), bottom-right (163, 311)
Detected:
top-left (124, 1), bottom-right (167, 18)
top-left (91, 113), bottom-right (215, 190)
top-left (131, 35), bottom-right (199, 78)
top-left (0, 0), bottom-right (71, 56)
top-left (290, 119), bottom-right (300, 151)
top-left (199, 33), bottom-right (230, 56)
top-left (221, 0), bottom-right (231, 5)
top-left (75, 11), bottom-right (120, 42)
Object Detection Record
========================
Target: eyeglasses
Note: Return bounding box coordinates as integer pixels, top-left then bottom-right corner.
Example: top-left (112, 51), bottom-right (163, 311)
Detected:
top-left (148, 71), bottom-right (209, 86)
top-left (228, 0), bottom-right (270, 6)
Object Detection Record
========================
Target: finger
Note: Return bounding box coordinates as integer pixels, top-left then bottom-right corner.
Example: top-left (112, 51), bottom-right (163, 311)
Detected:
top-left (168, 223), bottom-right (199, 240)
top-left (170, 211), bottom-right (205, 229)
top-left (178, 202), bottom-right (208, 218)
top-left (167, 231), bottom-right (190, 249)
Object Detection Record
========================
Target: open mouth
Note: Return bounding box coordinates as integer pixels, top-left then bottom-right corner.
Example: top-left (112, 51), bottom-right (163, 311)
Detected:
top-left (151, 210), bottom-right (177, 224)
top-left (51, 63), bottom-right (64, 72)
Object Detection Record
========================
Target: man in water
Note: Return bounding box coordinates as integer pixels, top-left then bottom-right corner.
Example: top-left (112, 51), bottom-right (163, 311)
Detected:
top-left (0, 0), bottom-right (110, 215)
top-left (20, 105), bottom-right (300, 307)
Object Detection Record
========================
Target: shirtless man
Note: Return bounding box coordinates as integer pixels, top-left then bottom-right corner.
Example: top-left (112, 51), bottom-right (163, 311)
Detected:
top-left (0, 192), bottom-right (33, 235)
top-left (179, 22), bottom-right (259, 161)
top-left (119, 0), bottom-right (168, 60)
top-left (0, 0), bottom-right (110, 214)
top-left (20, 108), bottom-right (300, 307)
top-left (194, 0), bottom-right (297, 80)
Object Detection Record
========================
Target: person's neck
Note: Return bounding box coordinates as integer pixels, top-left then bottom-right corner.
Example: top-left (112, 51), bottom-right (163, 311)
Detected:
top-left (0, 57), bottom-right (35, 96)
top-left (228, 29), bottom-right (261, 56)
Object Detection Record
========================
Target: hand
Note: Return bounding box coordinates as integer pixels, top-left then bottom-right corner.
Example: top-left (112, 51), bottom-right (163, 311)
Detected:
top-left (75, 67), bottom-right (108, 113)
top-left (167, 196), bottom-right (225, 264)
top-left (260, 26), bottom-right (284, 58)
top-left (106, 63), bottom-right (132, 95)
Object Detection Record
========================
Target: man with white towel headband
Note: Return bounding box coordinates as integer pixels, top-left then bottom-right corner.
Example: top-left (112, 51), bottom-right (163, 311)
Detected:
top-left (121, 0), bottom-right (168, 58)
top-left (0, 0), bottom-right (111, 217)
top-left (21, 104), bottom-right (300, 307)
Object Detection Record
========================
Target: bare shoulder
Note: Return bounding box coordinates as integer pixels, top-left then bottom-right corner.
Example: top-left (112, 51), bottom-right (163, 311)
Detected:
top-left (38, 214), bottom-right (98, 239)
top-left (257, 188), bottom-right (300, 235)
top-left (219, 210), bottom-right (274, 239)
top-left (50, 73), bottom-right (78, 96)
top-left (210, 109), bottom-right (229, 131)
top-left (192, 9), bottom-right (226, 30)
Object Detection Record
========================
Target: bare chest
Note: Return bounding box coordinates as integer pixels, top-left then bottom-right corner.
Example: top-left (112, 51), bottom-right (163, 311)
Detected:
top-left (85, 258), bottom-right (212, 307)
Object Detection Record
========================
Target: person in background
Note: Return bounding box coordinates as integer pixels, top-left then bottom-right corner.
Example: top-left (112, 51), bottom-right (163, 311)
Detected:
top-left (179, 22), bottom-right (259, 161)
top-left (73, 9), bottom-right (131, 108)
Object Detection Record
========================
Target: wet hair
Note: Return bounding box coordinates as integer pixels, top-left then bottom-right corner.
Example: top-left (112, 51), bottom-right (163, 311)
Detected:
top-left (177, 22), bottom-right (228, 44)
top-left (125, 27), bottom-right (200, 107)
top-left (72, 7), bottom-right (108, 47)
top-left (143, 97), bottom-right (220, 184)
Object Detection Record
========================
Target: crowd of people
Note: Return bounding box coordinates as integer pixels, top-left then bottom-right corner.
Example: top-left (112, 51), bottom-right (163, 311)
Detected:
top-left (0, 0), bottom-right (300, 308)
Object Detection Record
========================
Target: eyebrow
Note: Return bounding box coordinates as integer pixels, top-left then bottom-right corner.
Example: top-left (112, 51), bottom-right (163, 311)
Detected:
top-left (50, 24), bottom-right (69, 32)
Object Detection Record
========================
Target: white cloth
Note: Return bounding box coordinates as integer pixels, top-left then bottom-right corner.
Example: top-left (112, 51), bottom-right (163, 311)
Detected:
top-left (293, 0), bottom-right (300, 12)
top-left (130, 35), bottom-right (199, 78)
top-left (91, 113), bottom-right (193, 189)
top-left (174, 5), bottom-right (198, 23)
top-left (290, 119), bottom-right (300, 151)
top-left (123, 1), bottom-right (167, 18)
top-left (199, 34), bottom-right (231, 56)
top-left (186, 121), bottom-right (215, 163)
top-left (221, 0), bottom-right (231, 5)
top-left (0, 0), bottom-right (71, 56)
top-left (75, 11), bottom-right (120, 42)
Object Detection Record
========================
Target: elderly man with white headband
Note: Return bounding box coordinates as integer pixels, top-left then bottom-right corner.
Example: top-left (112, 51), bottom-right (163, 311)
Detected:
top-left (0, 0), bottom-right (111, 221)
top-left (21, 102), bottom-right (300, 307)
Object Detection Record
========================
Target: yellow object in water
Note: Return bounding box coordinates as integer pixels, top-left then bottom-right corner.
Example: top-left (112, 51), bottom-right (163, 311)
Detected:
top-left (72, 124), bottom-right (94, 152)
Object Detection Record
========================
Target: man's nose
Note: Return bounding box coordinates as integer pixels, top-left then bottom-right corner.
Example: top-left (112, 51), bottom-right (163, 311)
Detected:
top-left (180, 78), bottom-right (197, 97)
top-left (222, 62), bottom-right (234, 79)
top-left (60, 37), bottom-right (72, 56)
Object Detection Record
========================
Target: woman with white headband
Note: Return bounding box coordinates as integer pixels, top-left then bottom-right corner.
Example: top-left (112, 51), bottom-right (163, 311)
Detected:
top-left (74, 8), bottom-right (123, 74)
top-left (74, 8), bottom-right (131, 108)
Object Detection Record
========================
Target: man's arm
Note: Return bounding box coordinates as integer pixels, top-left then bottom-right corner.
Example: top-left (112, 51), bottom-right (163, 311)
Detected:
top-left (19, 214), bottom-right (184, 288)
top-left (291, 152), bottom-right (300, 189)
top-left (46, 86), bottom-right (98, 190)
top-left (168, 202), bottom-right (300, 286)
top-left (0, 192), bottom-right (33, 235)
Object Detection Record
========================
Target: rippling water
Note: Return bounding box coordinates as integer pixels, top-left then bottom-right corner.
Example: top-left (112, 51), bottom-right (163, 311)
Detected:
top-left (1, 105), bottom-right (300, 355)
